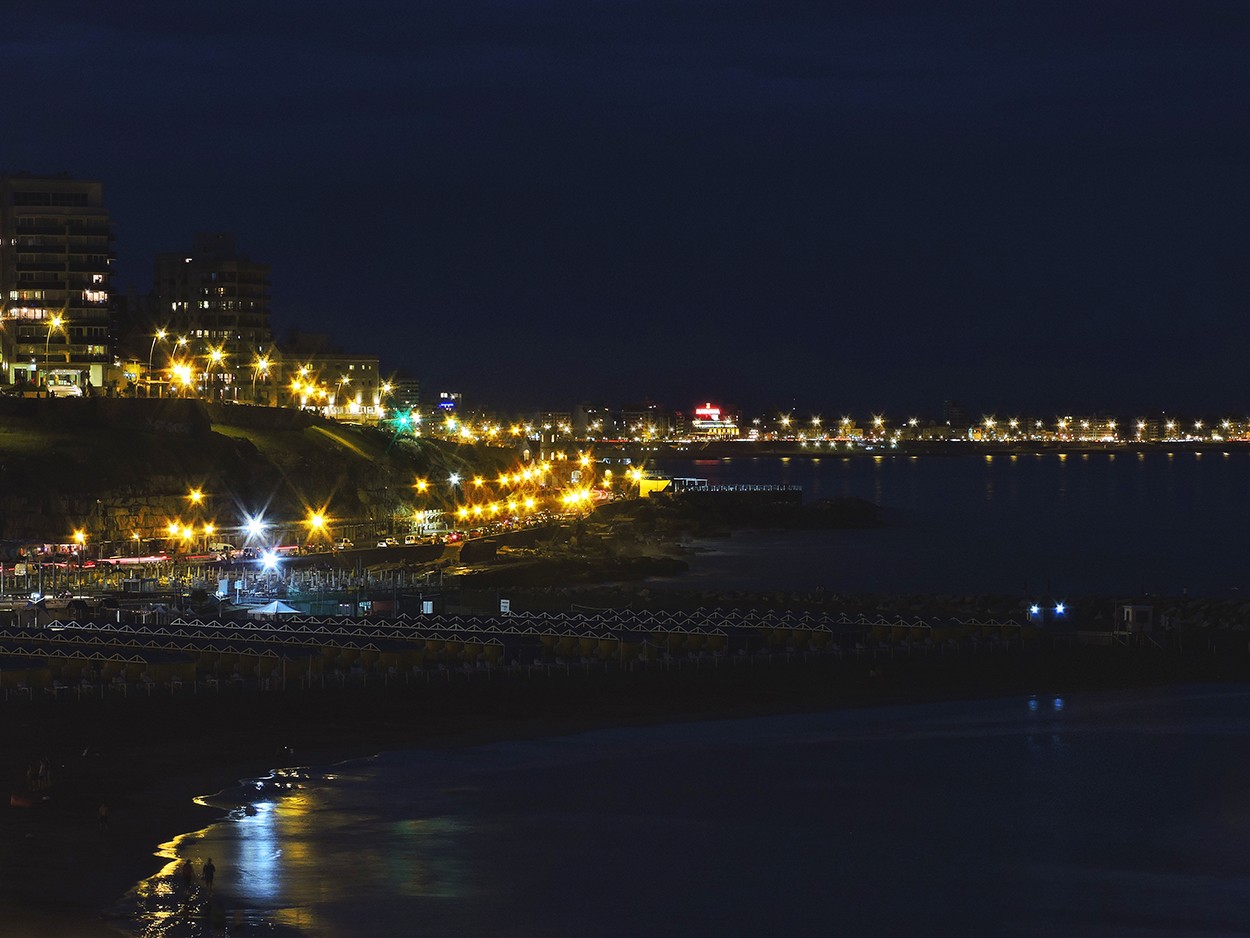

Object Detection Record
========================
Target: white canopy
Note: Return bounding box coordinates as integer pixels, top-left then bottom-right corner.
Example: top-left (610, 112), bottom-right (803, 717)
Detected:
top-left (246, 600), bottom-right (300, 616)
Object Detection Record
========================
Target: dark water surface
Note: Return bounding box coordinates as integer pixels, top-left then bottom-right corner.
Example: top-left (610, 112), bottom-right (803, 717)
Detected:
top-left (654, 451), bottom-right (1250, 597)
top-left (118, 686), bottom-right (1250, 936)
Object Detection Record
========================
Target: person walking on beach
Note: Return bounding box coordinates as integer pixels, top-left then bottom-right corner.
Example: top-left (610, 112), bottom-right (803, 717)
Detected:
top-left (202, 857), bottom-right (216, 897)
top-left (181, 859), bottom-right (196, 894)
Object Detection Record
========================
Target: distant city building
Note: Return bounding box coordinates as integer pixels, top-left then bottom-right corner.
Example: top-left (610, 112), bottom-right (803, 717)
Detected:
top-left (152, 233), bottom-right (273, 401)
top-left (622, 401), bottom-right (675, 439)
top-left (279, 335), bottom-right (383, 421)
top-left (574, 403), bottom-right (617, 439)
top-left (0, 172), bottom-right (114, 394)
top-left (389, 375), bottom-right (421, 414)
top-left (688, 402), bottom-right (739, 438)
top-left (942, 400), bottom-right (969, 428)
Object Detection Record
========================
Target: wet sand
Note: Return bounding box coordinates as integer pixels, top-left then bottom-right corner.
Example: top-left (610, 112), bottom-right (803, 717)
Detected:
top-left (1, 647), bottom-right (1239, 935)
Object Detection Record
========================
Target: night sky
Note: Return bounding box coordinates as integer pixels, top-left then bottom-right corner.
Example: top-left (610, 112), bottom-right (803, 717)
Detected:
top-left (7, 2), bottom-right (1249, 415)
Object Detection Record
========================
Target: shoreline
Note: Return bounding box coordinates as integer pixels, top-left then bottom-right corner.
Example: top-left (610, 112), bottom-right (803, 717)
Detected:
top-left (2, 645), bottom-right (1244, 935)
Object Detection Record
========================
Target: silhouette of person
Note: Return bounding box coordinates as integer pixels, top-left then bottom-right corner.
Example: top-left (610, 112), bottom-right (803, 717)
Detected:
top-left (202, 857), bottom-right (216, 896)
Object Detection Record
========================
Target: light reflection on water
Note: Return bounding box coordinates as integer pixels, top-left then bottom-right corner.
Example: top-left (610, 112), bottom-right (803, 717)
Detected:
top-left (112, 686), bottom-right (1250, 937)
top-left (116, 762), bottom-right (473, 937)
top-left (654, 451), bottom-right (1250, 596)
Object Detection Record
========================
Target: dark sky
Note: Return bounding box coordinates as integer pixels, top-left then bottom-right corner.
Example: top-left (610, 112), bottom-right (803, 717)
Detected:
top-left (7, 1), bottom-right (1249, 416)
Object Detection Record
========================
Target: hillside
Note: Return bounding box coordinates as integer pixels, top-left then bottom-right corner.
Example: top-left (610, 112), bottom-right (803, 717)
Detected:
top-left (0, 398), bottom-right (513, 546)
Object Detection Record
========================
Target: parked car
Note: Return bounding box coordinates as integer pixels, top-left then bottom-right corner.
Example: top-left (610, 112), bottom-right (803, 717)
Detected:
top-left (334, 538), bottom-right (354, 550)
top-left (403, 534), bottom-right (419, 545)
top-left (377, 537), bottom-right (397, 548)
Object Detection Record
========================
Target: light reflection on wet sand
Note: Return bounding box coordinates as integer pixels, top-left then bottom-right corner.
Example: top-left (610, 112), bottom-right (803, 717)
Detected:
top-left (116, 762), bottom-right (472, 936)
top-left (114, 688), bottom-right (1250, 937)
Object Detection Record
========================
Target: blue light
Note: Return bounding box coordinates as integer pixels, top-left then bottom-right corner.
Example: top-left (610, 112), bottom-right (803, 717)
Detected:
top-left (1029, 604), bottom-right (1040, 616)
top-left (1054, 603), bottom-right (1066, 615)
top-left (260, 550), bottom-right (278, 571)
top-left (1053, 697), bottom-right (1065, 711)
top-left (1027, 697), bottom-right (1039, 712)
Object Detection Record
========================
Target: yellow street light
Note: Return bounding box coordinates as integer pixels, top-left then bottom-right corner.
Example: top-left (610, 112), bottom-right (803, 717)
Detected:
top-left (187, 488), bottom-right (204, 505)
top-left (148, 328), bottom-right (168, 397)
top-left (43, 313), bottom-right (65, 384)
top-left (252, 356), bottom-right (271, 403)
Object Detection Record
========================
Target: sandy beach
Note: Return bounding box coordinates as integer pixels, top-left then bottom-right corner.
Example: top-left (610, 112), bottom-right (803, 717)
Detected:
top-left (1, 645), bottom-right (1240, 935)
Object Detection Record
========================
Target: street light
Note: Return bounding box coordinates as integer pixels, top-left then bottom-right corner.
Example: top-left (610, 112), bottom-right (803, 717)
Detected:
top-left (305, 511), bottom-right (327, 550)
top-left (244, 515), bottom-right (267, 541)
top-left (43, 313), bottom-right (64, 389)
top-left (205, 347), bottom-right (225, 401)
top-left (147, 328), bottom-right (168, 397)
top-left (252, 356), bottom-right (271, 404)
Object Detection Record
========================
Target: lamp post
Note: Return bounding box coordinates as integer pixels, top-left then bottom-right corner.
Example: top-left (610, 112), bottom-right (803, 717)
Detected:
top-left (43, 313), bottom-right (64, 391)
top-left (205, 348), bottom-right (225, 402)
top-left (73, 529), bottom-right (87, 573)
top-left (147, 328), bottom-right (167, 397)
top-left (252, 356), bottom-right (271, 404)
top-left (305, 511), bottom-right (326, 553)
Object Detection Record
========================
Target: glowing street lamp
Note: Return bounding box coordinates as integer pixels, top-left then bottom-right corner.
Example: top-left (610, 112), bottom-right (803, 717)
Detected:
top-left (170, 362), bottom-right (193, 396)
top-left (244, 515), bottom-right (267, 541)
top-left (43, 313), bottom-right (65, 385)
top-left (147, 328), bottom-right (168, 397)
top-left (252, 356), bottom-right (271, 403)
top-left (205, 347), bottom-right (226, 401)
top-left (187, 488), bottom-right (204, 506)
top-left (305, 511), bottom-right (327, 549)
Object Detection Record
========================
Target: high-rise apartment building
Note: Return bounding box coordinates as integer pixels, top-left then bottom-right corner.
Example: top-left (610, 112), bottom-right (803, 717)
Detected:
top-left (0, 172), bottom-right (114, 393)
top-left (152, 233), bottom-right (273, 401)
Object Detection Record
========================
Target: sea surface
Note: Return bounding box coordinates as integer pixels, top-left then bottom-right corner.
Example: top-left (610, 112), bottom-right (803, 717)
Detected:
top-left (117, 685), bottom-right (1250, 937)
top-left (652, 451), bottom-right (1250, 598)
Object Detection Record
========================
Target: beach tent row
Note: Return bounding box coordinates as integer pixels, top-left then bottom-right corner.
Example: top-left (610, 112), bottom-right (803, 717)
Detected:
top-left (90, 613), bottom-right (832, 644)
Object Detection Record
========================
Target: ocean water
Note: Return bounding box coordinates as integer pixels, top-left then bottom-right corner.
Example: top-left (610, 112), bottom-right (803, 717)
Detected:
top-left (654, 451), bottom-right (1250, 597)
top-left (116, 686), bottom-right (1250, 937)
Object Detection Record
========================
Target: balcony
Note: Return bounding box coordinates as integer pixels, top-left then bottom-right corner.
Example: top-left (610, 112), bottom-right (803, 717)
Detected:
top-left (11, 280), bottom-right (64, 291)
